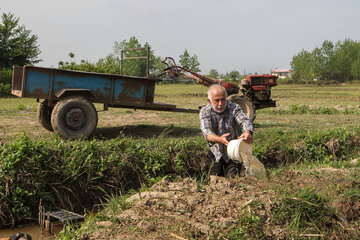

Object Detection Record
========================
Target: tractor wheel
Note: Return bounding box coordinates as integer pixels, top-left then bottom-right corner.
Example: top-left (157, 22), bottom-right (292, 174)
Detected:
top-left (227, 94), bottom-right (256, 122)
top-left (51, 96), bottom-right (98, 139)
top-left (37, 100), bottom-right (54, 131)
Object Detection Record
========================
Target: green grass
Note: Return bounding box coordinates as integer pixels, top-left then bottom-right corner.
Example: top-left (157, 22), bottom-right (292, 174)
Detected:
top-left (0, 83), bottom-right (360, 238)
top-left (226, 200), bottom-right (267, 239)
top-left (271, 187), bottom-right (335, 236)
top-left (341, 171), bottom-right (360, 201)
top-left (1, 83), bottom-right (359, 142)
top-left (0, 126), bottom-right (358, 229)
top-left (0, 133), bottom-right (209, 227)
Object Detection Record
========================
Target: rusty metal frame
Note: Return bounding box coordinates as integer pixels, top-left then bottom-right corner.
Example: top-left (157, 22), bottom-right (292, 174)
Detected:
top-left (159, 57), bottom-right (240, 96)
top-left (120, 47), bottom-right (150, 78)
top-left (39, 203), bottom-right (85, 235)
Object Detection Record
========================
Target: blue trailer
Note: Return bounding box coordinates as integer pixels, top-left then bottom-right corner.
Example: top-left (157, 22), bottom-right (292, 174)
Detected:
top-left (11, 66), bottom-right (197, 139)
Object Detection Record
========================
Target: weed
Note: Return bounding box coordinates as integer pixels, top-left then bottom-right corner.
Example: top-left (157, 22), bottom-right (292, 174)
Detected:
top-left (102, 193), bottom-right (132, 216)
top-left (0, 126), bottom-right (359, 227)
top-left (271, 187), bottom-right (335, 235)
top-left (197, 171), bottom-right (210, 193)
top-left (188, 170), bottom-right (209, 193)
top-left (265, 104), bottom-right (359, 115)
top-left (341, 172), bottom-right (360, 201)
top-left (14, 103), bottom-right (27, 111)
top-left (227, 212), bottom-right (265, 240)
top-left (57, 214), bottom-right (97, 240)
top-left (0, 133), bottom-right (209, 227)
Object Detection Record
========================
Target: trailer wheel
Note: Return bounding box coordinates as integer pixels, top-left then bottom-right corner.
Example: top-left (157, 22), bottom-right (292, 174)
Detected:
top-left (51, 96), bottom-right (98, 139)
top-left (37, 100), bottom-right (54, 131)
top-left (227, 94), bottom-right (256, 122)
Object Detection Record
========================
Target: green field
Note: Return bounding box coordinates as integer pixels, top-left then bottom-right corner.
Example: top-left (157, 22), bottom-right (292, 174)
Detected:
top-left (0, 83), bottom-right (360, 239)
top-left (1, 83), bottom-right (359, 142)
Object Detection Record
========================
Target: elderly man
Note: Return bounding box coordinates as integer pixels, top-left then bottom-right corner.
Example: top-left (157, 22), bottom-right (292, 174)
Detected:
top-left (200, 84), bottom-right (254, 178)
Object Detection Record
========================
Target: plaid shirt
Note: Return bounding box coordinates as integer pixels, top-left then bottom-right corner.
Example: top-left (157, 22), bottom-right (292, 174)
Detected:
top-left (200, 100), bottom-right (254, 162)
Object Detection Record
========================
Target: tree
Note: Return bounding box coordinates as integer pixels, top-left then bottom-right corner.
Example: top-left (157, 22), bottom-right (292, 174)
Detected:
top-left (332, 39), bottom-right (360, 81)
top-left (179, 49), bottom-right (201, 72)
top-left (351, 58), bottom-right (360, 80)
top-left (208, 69), bottom-right (219, 79)
top-left (290, 49), bottom-right (315, 82)
top-left (0, 11), bottom-right (41, 69)
top-left (312, 47), bottom-right (326, 80)
top-left (68, 52), bottom-right (75, 59)
top-left (319, 40), bottom-right (335, 80)
top-left (113, 36), bottom-right (161, 77)
top-left (59, 36), bottom-right (163, 77)
top-left (179, 49), bottom-right (190, 68)
top-left (291, 38), bottom-right (360, 82)
top-left (228, 70), bottom-right (240, 81)
top-left (59, 53), bottom-right (120, 74)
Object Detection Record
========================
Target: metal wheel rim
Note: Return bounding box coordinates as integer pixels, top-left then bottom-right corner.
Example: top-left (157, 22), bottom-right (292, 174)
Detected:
top-left (65, 108), bottom-right (87, 130)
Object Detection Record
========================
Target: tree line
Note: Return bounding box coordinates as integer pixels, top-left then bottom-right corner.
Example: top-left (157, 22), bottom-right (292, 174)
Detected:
top-left (0, 9), bottom-right (252, 97)
top-left (291, 39), bottom-right (360, 82)
top-left (0, 10), bottom-right (258, 98)
top-left (2, 10), bottom-right (359, 98)
top-left (58, 37), bottom-right (201, 78)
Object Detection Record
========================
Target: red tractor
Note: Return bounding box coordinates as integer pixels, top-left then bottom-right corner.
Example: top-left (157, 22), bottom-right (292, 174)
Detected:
top-left (159, 57), bottom-right (278, 121)
top-left (228, 74), bottom-right (278, 121)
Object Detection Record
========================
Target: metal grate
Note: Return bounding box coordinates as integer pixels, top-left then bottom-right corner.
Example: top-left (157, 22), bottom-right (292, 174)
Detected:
top-left (50, 210), bottom-right (85, 224)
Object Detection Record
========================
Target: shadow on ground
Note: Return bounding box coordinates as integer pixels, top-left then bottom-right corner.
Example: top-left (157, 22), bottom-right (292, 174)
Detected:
top-left (254, 122), bottom-right (287, 128)
top-left (94, 124), bottom-right (202, 139)
top-left (95, 122), bottom-right (286, 140)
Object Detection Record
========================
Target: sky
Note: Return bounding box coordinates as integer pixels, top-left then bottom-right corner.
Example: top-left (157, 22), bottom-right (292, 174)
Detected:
top-left (1, 0), bottom-right (360, 74)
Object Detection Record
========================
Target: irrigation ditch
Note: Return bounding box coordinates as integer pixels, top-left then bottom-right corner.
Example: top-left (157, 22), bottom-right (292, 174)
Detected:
top-left (0, 127), bottom-right (359, 238)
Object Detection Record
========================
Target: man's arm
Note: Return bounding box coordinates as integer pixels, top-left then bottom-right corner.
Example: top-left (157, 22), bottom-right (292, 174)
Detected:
top-left (200, 106), bottom-right (230, 146)
top-left (206, 133), bottom-right (230, 146)
top-left (233, 104), bottom-right (255, 144)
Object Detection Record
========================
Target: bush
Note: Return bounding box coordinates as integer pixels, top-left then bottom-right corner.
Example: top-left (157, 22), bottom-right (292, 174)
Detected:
top-left (0, 134), bottom-right (208, 227)
top-left (1, 127), bottom-right (359, 227)
top-left (0, 69), bottom-right (12, 97)
top-left (0, 83), bottom-right (11, 97)
top-left (253, 127), bottom-right (360, 166)
top-left (0, 68), bottom-right (12, 84)
top-left (277, 78), bottom-right (295, 84)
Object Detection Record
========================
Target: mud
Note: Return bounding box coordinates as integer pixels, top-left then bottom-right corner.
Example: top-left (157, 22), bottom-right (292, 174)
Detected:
top-left (0, 223), bottom-right (62, 240)
top-left (84, 168), bottom-right (360, 240)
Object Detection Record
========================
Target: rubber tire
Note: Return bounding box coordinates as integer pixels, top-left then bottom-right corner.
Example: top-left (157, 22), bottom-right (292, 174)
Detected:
top-left (37, 100), bottom-right (54, 131)
top-left (51, 96), bottom-right (98, 139)
top-left (227, 94), bottom-right (256, 122)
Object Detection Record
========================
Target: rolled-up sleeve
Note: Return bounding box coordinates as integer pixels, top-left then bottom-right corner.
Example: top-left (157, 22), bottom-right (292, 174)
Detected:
top-left (199, 107), bottom-right (214, 138)
top-left (234, 106), bottom-right (255, 133)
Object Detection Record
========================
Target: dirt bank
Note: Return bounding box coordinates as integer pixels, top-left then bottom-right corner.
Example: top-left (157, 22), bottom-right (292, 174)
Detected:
top-left (84, 167), bottom-right (360, 240)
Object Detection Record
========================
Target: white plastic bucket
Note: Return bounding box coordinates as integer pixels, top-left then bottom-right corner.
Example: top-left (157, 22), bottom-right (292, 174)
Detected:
top-left (227, 138), bottom-right (252, 161)
top-left (227, 138), bottom-right (267, 179)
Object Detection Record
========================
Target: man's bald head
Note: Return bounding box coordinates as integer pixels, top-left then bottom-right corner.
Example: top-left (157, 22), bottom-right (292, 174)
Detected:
top-left (208, 84), bottom-right (227, 101)
top-left (208, 84), bottom-right (227, 113)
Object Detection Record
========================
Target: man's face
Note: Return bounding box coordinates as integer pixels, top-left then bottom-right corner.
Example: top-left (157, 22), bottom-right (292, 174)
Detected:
top-left (209, 88), bottom-right (227, 113)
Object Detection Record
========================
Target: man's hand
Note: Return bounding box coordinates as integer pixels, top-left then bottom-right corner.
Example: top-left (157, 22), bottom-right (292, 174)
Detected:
top-left (218, 133), bottom-right (230, 146)
top-left (206, 133), bottom-right (230, 146)
top-left (239, 130), bottom-right (253, 144)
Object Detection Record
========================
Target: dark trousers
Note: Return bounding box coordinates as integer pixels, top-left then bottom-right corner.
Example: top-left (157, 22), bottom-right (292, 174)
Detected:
top-left (206, 150), bottom-right (241, 178)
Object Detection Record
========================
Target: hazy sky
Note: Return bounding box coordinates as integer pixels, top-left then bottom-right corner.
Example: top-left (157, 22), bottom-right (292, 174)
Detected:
top-left (2, 0), bottom-right (359, 74)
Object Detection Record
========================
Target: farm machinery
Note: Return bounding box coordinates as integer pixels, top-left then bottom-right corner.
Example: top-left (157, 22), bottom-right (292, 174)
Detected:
top-left (11, 48), bottom-right (277, 139)
top-left (159, 57), bottom-right (278, 121)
